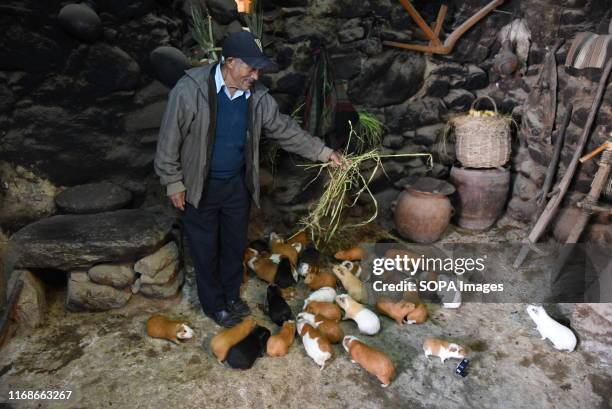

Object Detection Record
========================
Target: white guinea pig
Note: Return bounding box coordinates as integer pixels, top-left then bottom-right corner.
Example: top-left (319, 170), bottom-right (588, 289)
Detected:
top-left (303, 287), bottom-right (337, 309)
top-left (336, 294), bottom-right (380, 335)
top-left (526, 305), bottom-right (577, 352)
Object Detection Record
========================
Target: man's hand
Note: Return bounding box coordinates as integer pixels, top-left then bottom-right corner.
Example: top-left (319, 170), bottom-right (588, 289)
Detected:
top-left (328, 151), bottom-right (348, 170)
top-left (170, 191), bottom-right (186, 211)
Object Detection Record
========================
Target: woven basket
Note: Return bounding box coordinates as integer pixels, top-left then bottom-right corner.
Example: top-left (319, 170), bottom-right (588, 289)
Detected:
top-left (451, 96), bottom-right (512, 169)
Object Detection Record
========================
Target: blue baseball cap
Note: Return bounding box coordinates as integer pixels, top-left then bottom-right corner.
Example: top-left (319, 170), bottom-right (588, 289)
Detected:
top-left (222, 31), bottom-right (277, 71)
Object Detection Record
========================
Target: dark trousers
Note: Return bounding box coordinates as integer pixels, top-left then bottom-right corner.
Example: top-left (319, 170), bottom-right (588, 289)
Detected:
top-left (182, 172), bottom-right (251, 315)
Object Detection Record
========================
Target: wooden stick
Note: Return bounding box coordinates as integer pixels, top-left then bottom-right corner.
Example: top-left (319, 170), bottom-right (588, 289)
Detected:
top-left (580, 141), bottom-right (612, 163)
top-left (398, 0), bottom-right (442, 46)
top-left (428, 4), bottom-right (448, 52)
top-left (514, 58), bottom-right (612, 268)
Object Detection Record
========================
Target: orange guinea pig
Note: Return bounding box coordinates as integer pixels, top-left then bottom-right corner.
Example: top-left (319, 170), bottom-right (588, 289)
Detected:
top-left (304, 270), bottom-right (337, 290)
top-left (267, 320), bottom-right (296, 357)
top-left (376, 299), bottom-right (428, 325)
top-left (297, 312), bottom-right (344, 344)
top-left (343, 336), bottom-right (396, 387)
top-left (334, 246), bottom-right (365, 261)
top-left (210, 317), bottom-right (257, 362)
top-left (246, 253), bottom-right (280, 284)
top-left (270, 232), bottom-right (301, 266)
top-left (287, 231), bottom-right (309, 249)
top-left (303, 300), bottom-right (342, 322)
top-left (146, 314), bottom-right (194, 344)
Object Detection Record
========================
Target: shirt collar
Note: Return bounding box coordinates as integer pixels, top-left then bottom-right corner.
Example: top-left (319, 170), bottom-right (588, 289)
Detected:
top-left (215, 62), bottom-right (251, 100)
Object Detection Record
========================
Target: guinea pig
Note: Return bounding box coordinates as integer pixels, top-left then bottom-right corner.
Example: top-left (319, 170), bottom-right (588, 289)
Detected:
top-left (287, 231), bottom-right (309, 249)
top-left (332, 263), bottom-right (364, 302)
top-left (340, 260), bottom-right (363, 278)
top-left (303, 301), bottom-right (342, 322)
top-left (210, 317), bottom-right (257, 362)
top-left (267, 320), bottom-right (296, 357)
top-left (376, 298), bottom-right (417, 325)
top-left (296, 312), bottom-right (343, 344)
top-left (270, 232), bottom-right (301, 266)
top-left (248, 239), bottom-right (269, 254)
top-left (225, 325), bottom-right (271, 370)
top-left (266, 284), bottom-right (293, 326)
top-left (304, 270), bottom-right (337, 290)
top-left (335, 294), bottom-right (380, 335)
top-left (297, 319), bottom-right (333, 370)
top-left (146, 314), bottom-right (194, 344)
top-left (343, 336), bottom-right (396, 387)
top-left (247, 253), bottom-right (279, 284)
top-left (526, 305), bottom-right (577, 352)
top-left (303, 287), bottom-right (337, 308)
top-left (334, 246), bottom-right (365, 261)
top-left (274, 257), bottom-right (297, 288)
top-left (423, 337), bottom-right (468, 363)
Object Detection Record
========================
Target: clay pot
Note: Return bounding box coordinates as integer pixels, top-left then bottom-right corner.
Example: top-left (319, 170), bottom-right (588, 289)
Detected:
top-left (449, 166), bottom-right (510, 231)
top-left (393, 177), bottom-right (455, 243)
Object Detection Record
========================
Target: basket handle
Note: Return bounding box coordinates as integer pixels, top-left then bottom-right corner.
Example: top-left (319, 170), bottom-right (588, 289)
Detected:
top-left (470, 96), bottom-right (498, 114)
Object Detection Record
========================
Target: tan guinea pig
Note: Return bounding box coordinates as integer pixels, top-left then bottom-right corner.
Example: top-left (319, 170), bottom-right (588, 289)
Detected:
top-left (304, 300), bottom-right (342, 322)
top-left (304, 270), bottom-right (337, 290)
top-left (332, 263), bottom-right (364, 302)
top-left (343, 336), bottom-right (396, 387)
top-left (296, 312), bottom-right (344, 344)
top-left (267, 320), bottom-right (296, 357)
top-left (146, 314), bottom-right (194, 344)
top-left (210, 317), bottom-right (257, 362)
top-left (423, 337), bottom-right (468, 363)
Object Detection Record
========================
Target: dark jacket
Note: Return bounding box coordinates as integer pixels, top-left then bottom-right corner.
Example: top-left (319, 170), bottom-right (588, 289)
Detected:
top-left (154, 64), bottom-right (333, 208)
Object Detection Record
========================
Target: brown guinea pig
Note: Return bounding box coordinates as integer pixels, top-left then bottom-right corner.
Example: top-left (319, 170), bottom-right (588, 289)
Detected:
top-left (304, 270), bottom-right (337, 290)
top-left (287, 231), bottom-right (309, 249)
top-left (146, 314), bottom-right (194, 344)
top-left (423, 337), bottom-right (468, 363)
top-left (266, 320), bottom-right (296, 357)
top-left (376, 299), bottom-right (427, 325)
top-left (297, 320), bottom-right (333, 369)
top-left (343, 336), bottom-right (396, 387)
top-left (405, 302), bottom-right (428, 324)
top-left (334, 246), bottom-right (365, 261)
top-left (297, 312), bottom-right (344, 344)
top-left (270, 233), bottom-right (300, 266)
top-left (210, 317), bottom-right (257, 362)
top-left (304, 300), bottom-right (342, 322)
top-left (247, 253), bottom-right (279, 284)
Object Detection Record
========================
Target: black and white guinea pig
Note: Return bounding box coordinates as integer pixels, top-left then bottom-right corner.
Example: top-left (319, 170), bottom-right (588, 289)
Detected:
top-left (266, 284), bottom-right (293, 326)
top-left (225, 325), bottom-right (271, 370)
top-left (274, 257), bottom-right (297, 288)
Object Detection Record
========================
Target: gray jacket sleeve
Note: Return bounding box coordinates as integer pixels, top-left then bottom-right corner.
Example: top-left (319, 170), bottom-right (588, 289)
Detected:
top-left (154, 80), bottom-right (196, 196)
top-left (260, 93), bottom-right (333, 163)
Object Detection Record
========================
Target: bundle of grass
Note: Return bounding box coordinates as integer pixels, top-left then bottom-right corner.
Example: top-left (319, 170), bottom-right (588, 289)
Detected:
top-left (355, 111), bottom-right (385, 152)
top-left (299, 122), bottom-right (432, 247)
top-left (243, 0), bottom-right (263, 41)
top-left (190, 3), bottom-right (220, 64)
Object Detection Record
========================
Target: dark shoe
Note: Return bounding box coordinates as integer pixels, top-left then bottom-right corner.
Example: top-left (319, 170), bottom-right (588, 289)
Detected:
top-left (227, 298), bottom-right (251, 318)
top-left (207, 309), bottom-right (241, 328)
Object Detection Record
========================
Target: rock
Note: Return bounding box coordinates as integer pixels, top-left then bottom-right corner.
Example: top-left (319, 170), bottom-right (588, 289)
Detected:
top-left (0, 83), bottom-right (15, 113)
top-left (455, 65), bottom-right (488, 90)
top-left (134, 241), bottom-right (179, 277)
top-left (206, 0), bottom-right (239, 24)
top-left (275, 72), bottom-right (306, 96)
top-left (134, 80), bottom-right (170, 105)
top-left (382, 134), bottom-right (404, 149)
top-left (338, 27), bottom-right (364, 43)
top-left (150, 46), bottom-right (191, 88)
top-left (140, 269), bottom-right (184, 298)
top-left (7, 269), bottom-right (46, 328)
top-left (385, 99), bottom-right (446, 133)
top-left (348, 50), bottom-right (425, 107)
top-left (88, 263), bottom-right (136, 288)
top-left (140, 259), bottom-right (179, 285)
top-left (414, 124), bottom-right (446, 146)
top-left (518, 159), bottom-right (546, 186)
top-left (331, 53), bottom-right (362, 80)
top-left (552, 207), bottom-right (580, 242)
top-left (571, 304), bottom-right (612, 365)
top-left (55, 182), bottom-right (133, 215)
top-left (57, 3), bottom-right (103, 42)
top-left (443, 89), bottom-right (475, 111)
top-left (108, 0), bottom-right (155, 19)
top-left (284, 15), bottom-right (334, 42)
top-left (506, 197), bottom-right (537, 223)
top-left (67, 271), bottom-right (132, 310)
top-left (355, 37), bottom-right (383, 56)
top-left (311, 0), bottom-right (370, 18)
top-left (585, 223), bottom-right (612, 247)
top-left (424, 79), bottom-right (450, 98)
top-left (368, 161), bottom-right (404, 194)
top-left (11, 209), bottom-right (174, 270)
top-left (123, 101), bottom-right (167, 131)
top-left (81, 44), bottom-right (141, 94)
top-left (374, 188), bottom-right (401, 230)
top-left (0, 25), bottom-right (62, 72)
top-left (513, 174), bottom-right (539, 201)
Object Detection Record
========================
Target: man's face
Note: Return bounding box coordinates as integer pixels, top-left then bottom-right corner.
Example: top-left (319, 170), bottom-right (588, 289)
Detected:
top-left (226, 58), bottom-right (260, 91)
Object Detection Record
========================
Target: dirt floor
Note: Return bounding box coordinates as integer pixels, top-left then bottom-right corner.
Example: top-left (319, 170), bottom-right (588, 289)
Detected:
top-left (0, 222), bottom-right (611, 409)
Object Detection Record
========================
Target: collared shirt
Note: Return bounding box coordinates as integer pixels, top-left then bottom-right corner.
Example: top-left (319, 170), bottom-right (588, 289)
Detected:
top-left (214, 62), bottom-right (251, 101)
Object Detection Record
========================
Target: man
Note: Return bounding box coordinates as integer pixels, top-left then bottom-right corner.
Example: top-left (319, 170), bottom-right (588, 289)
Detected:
top-left (154, 31), bottom-right (343, 327)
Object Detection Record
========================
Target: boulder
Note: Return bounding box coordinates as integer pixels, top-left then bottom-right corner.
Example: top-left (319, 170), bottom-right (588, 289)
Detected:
top-left (57, 3), bottom-right (103, 42)
top-left (385, 98), bottom-right (446, 133)
top-left (206, 0), bottom-right (239, 24)
top-left (150, 46), bottom-right (191, 88)
top-left (11, 209), bottom-right (174, 270)
top-left (382, 134), bottom-right (405, 149)
top-left (506, 197), bottom-right (537, 223)
top-left (7, 269), bottom-right (46, 328)
top-left (331, 52), bottom-right (362, 80)
top-left (67, 271), bottom-right (132, 310)
top-left (414, 124), bottom-right (446, 146)
top-left (338, 26), bottom-right (365, 43)
top-left (88, 263), bottom-right (136, 288)
top-left (108, 0), bottom-right (155, 19)
top-left (123, 101), bottom-right (167, 132)
top-left (275, 72), bottom-right (306, 96)
top-left (140, 269), bottom-right (184, 298)
top-left (349, 50), bottom-right (425, 107)
top-left (54, 182), bottom-right (133, 214)
top-left (0, 24), bottom-right (62, 72)
top-left (513, 174), bottom-right (539, 201)
top-left (0, 83), bottom-right (15, 113)
top-left (134, 241), bottom-right (179, 277)
top-left (571, 304), bottom-right (612, 365)
top-left (443, 89), bottom-right (475, 111)
top-left (80, 44), bottom-right (141, 94)
top-left (140, 259), bottom-right (179, 285)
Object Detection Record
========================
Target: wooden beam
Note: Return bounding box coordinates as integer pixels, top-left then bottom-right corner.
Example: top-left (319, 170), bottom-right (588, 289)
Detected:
top-left (398, 0), bottom-right (442, 46)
